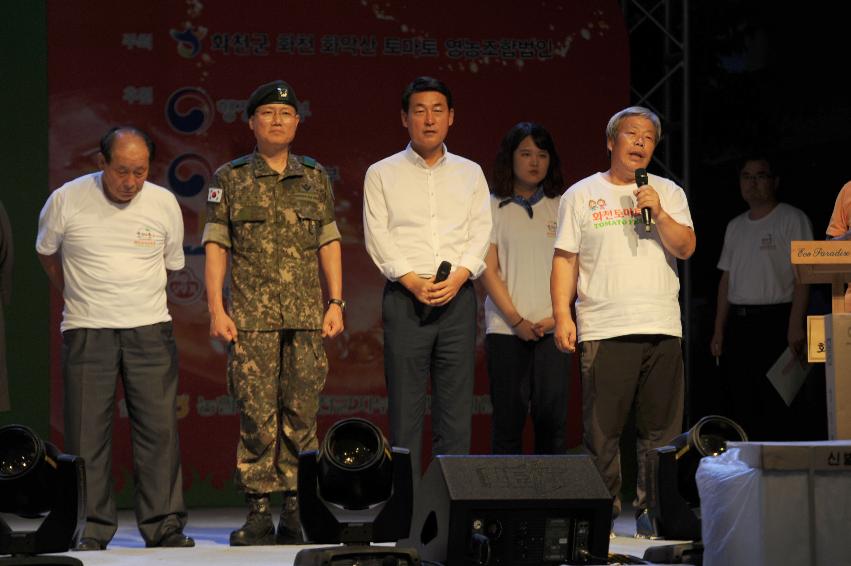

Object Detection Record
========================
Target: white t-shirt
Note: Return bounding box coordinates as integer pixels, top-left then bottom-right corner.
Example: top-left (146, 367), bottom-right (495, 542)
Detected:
top-left (717, 202), bottom-right (813, 305)
top-left (485, 193), bottom-right (559, 335)
top-left (36, 172), bottom-right (185, 332)
top-left (554, 172), bottom-right (693, 342)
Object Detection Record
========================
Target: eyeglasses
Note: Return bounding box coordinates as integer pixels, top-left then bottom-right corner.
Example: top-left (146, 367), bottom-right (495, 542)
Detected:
top-left (740, 173), bottom-right (774, 182)
top-left (255, 108), bottom-right (297, 122)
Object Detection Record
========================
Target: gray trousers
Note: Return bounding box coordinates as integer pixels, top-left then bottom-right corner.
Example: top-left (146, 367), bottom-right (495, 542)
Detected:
top-left (579, 335), bottom-right (684, 518)
top-left (382, 281), bottom-right (476, 489)
top-left (62, 322), bottom-right (187, 546)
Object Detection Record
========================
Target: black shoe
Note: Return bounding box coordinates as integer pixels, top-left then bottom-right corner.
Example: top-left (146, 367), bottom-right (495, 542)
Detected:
top-left (276, 495), bottom-right (304, 545)
top-left (147, 531), bottom-right (195, 548)
top-left (74, 537), bottom-right (106, 551)
top-left (230, 494), bottom-right (276, 546)
top-left (275, 524), bottom-right (304, 545)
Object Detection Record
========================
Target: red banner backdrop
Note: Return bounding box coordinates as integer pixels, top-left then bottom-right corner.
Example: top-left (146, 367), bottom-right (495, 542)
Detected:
top-left (47, 1), bottom-right (629, 504)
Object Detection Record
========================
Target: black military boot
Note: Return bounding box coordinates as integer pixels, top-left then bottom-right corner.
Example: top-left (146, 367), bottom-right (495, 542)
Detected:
top-left (276, 493), bottom-right (305, 544)
top-left (229, 493), bottom-right (276, 546)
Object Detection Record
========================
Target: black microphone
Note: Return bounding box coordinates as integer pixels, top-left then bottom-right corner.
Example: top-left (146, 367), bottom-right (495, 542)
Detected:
top-left (635, 168), bottom-right (651, 232)
top-left (420, 260), bottom-right (452, 322)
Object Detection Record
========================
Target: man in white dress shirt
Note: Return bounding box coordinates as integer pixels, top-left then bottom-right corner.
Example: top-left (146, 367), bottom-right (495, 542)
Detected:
top-left (363, 77), bottom-right (491, 485)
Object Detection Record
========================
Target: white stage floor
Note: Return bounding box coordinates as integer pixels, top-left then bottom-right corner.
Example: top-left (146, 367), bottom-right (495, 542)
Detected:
top-left (4, 506), bottom-right (694, 565)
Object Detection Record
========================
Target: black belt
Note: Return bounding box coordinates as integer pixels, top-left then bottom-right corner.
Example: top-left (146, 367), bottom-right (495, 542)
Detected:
top-left (729, 303), bottom-right (791, 317)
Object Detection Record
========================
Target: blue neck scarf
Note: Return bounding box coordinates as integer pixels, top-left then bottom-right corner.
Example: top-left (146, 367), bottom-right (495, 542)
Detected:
top-left (499, 187), bottom-right (545, 218)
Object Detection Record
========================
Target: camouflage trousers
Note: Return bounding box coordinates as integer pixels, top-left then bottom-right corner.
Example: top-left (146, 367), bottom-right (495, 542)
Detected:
top-left (228, 329), bottom-right (327, 494)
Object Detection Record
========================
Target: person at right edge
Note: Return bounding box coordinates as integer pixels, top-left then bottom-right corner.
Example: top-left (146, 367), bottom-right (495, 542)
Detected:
top-left (710, 156), bottom-right (812, 440)
top-left (826, 178), bottom-right (851, 310)
top-left (551, 106), bottom-right (696, 532)
top-left (202, 80), bottom-right (344, 546)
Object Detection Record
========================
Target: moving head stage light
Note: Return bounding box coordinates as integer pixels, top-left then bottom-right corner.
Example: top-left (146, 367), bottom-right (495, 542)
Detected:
top-left (0, 424), bottom-right (85, 566)
top-left (295, 418), bottom-right (419, 566)
top-left (639, 414), bottom-right (748, 541)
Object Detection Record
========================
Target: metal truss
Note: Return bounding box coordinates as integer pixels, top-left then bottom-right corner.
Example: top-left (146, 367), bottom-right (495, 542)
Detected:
top-left (620, 0), bottom-right (694, 422)
top-left (621, 0), bottom-right (690, 186)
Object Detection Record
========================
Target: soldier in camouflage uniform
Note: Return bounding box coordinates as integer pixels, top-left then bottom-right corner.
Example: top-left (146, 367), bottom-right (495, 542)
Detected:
top-left (202, 80), bottom-right (344, 546)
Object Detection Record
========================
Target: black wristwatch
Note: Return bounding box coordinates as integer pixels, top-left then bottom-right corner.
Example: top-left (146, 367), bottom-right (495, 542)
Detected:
top-left (327, 298), bottom-right (346, 312)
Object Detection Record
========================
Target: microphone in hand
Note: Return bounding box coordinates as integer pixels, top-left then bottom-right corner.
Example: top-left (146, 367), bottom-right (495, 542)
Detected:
top-left (420, 260), bottom-right (452, 322)
top-left (635, 168), bottom-right (651, 232)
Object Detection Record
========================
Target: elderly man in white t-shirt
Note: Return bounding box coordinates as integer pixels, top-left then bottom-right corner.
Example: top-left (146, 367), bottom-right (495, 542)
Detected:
top-left (36, 127), bottom-right (193, 551)
top-left (551, 107), bottom-right (696, 528)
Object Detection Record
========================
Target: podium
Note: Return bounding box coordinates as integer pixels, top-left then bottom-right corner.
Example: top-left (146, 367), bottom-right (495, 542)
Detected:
top-left (791, 240), bottom-right (851, 439)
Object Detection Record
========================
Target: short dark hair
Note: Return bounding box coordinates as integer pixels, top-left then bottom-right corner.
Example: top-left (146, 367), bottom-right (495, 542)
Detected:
top-left (737, 154), bottom-right (776, 175)
top-left (492, 122), bottom-right (565, 199)
top-left (100, 126), bottom-right (156, 163)
top-left (401, 76), bottom-right (453, 112)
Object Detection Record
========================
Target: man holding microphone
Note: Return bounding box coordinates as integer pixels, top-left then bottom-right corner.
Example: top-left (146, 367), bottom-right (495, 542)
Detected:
top-left (551, 106), bottom-right (695, 529)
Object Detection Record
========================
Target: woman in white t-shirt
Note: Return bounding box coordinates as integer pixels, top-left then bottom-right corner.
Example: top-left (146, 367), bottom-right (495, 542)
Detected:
top-left (481, 122), bottom-right (572, 454)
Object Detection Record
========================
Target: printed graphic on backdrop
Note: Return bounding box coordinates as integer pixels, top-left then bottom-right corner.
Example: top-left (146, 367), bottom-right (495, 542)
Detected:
top-left (47, 1), bottom-right (629, 503)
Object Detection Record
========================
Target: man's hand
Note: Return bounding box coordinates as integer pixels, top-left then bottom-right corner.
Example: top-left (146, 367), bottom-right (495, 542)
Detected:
top-left (429, 268), bottom-right (470, 306)
top-left (400, 273), bottom-right (432, 305)
top-left (210, 310), bottom-right (238, 343)
top-left (710, 330), bottom-right (723, 357)
top-left (788, 323), bottom-right (806, 359)
top-left (634, 184), bottom-right (662, 218)
top-left (322, 304), bottom-right (344, 338)
top-left (554, 316), bottom-right (577, 353)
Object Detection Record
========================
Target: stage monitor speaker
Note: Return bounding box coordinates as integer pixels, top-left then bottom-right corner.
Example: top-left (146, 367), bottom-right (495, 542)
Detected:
top-left (398, 455), bottom-right (612, 565)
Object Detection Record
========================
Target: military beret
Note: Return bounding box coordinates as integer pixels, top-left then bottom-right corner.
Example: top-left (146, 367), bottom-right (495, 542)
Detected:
top-left (246, 80), bottom-right (299, 116)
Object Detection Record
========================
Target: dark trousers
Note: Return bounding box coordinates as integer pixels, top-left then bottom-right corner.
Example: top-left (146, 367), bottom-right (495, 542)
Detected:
top-left (382, 281), bottom-right (476, 488)
top-left (486, 333), bottom-right (571, 454)
top-left (720, 303), bottom-right (793, 441)
top-left (579, 335), bottom-right (684, 518)
top-left (62, 322), bottom-right (187, 546)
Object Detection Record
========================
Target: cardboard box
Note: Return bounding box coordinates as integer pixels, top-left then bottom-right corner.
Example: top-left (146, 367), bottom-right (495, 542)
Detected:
top-left (807, 315), bottom-right (826, 363)
top-left (733, 441), bottom-right (851, 471)
top-left (824, 313), bottom-right (851, 439)
top-left (698, 442), bottom-right (851, 566)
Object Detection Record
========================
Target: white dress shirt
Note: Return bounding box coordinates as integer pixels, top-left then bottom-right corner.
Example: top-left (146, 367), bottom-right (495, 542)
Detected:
top-left (363, 143), bottom-right (491, 280)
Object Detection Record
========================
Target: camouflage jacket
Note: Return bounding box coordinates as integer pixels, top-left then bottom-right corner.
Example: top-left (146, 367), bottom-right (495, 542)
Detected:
top-left (202, 151), bottom-right (340, 330)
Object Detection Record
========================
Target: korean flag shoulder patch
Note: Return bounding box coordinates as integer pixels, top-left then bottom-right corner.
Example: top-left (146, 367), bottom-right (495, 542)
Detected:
top-left (207, 187), bottom-right (223, 203)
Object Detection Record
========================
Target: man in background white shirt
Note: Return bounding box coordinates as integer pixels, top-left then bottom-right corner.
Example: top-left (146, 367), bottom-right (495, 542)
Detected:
top-left (36, 127), bottom-right (193, 551)
top-left (711, 156), bottom-right (812, 440)
top-left (363, 77), bottom-right (491, 486)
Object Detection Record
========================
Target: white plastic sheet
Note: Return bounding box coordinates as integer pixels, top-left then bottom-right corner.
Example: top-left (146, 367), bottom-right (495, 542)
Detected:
top-left (696, 447), bottom-right (851, 566)
top-left (697, 448), bottom-right (764, 566)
